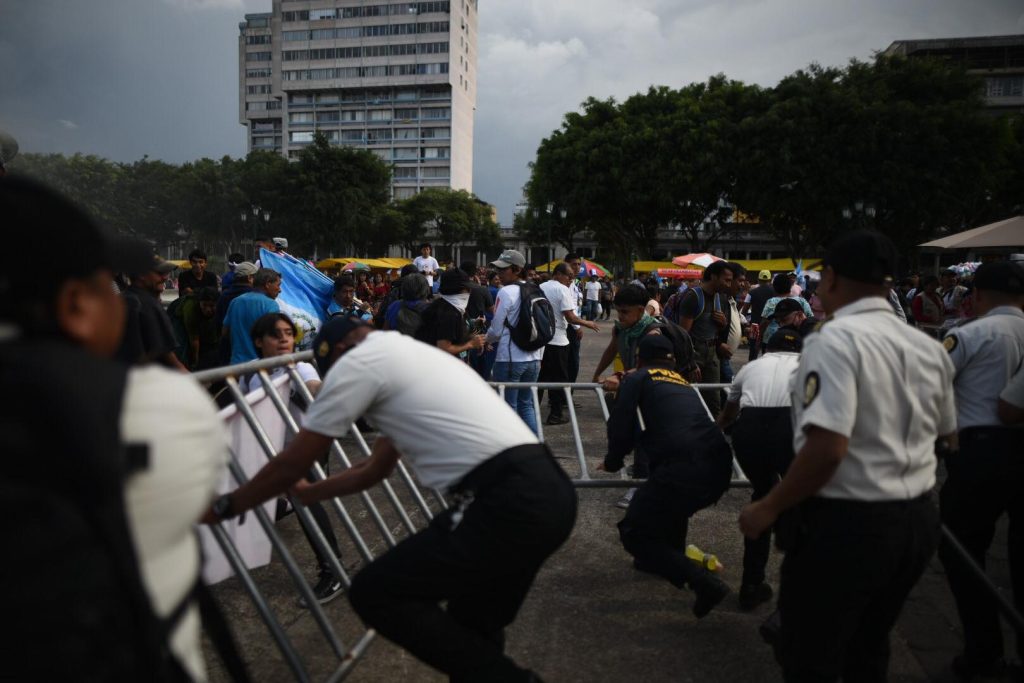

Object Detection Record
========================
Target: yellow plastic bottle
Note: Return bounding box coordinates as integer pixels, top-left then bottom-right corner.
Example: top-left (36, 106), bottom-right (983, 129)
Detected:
top-left (686, 544), bottom-right (724, 573)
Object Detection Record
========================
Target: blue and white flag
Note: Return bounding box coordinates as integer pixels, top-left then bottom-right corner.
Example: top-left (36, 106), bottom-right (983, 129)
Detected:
top-left (259, 249), bottom-right (334, 350)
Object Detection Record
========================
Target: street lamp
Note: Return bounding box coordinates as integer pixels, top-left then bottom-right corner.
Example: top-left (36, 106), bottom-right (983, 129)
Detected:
top-left (842, 201), bottom-right (876, 228)
top-left (533, 203), bottom-right (566, 271)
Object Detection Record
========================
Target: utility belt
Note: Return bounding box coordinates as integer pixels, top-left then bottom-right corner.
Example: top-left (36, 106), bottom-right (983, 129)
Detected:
top-left (803, 492), bottom-right (932, 514)
top-left (737, 406), bottom-right (790, 419)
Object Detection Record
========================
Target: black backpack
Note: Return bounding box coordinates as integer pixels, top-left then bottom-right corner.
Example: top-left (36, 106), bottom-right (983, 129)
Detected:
top-left (505, 281), bottom-right (557, 351)
top-left (395, 300), bottom-right (429, 336)
top-left (648, 316), bottom-right (697, 376)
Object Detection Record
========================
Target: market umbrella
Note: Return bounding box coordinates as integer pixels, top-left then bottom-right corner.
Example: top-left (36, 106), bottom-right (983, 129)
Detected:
top-left (579, 259), bottom-right (610, 277)
top-left (671, 253), bottom-right (723, 269)
top-left (342, 261), bottom-right (371, 272)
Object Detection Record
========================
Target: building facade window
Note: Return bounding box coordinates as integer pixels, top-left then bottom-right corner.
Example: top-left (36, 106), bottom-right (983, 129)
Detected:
top-left (422, 107), bottom-right (451, 119)
top-left (986, 76), bottom-right (1024, 98)
top-left (421, 127), bottom-right (450, 138)
top-left (279, 21), bottom-right (449, 42)
top-left (394, 187), bottom-right (418, 200)
top-left (247, 84), bottom-right (274, 95)
top-left (246, 51), bottom-right (272, 62)
top-left (421, 166), bottom-right (450, 178)
top-left (422, 147), bottom-right (450, 159)
top-left (394, 166), bottom-right (418, 178)
top-left (246, 34), bottom-right (271, 45)
top-left (246, 68), bottom-right (272, 78)
top-left (290, 131), bottom-right (315, 143)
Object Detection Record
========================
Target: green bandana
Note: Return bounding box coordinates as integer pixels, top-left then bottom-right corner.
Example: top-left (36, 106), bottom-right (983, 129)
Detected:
top-left (616, 314), bottom-right (656, 371)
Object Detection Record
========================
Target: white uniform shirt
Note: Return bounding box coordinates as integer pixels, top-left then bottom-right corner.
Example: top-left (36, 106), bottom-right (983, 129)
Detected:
top-left (584, 281), bottom-right (602, 301)
top-left (303, 331), bottom-right (539, 489)
top-left (728, 351), bottom-right (800, 408)
top-left (945, 306), bottom-right (1024, 429)
top-left (1001, 364), bottom-right (1024, 409)
top-left (540, 279), bottom-right (575, 346)
top-left (121, 367), bottom-right (228, 681)
top-left (791, 297), bottom-right (957, 501)
top-left (486, 282), bottom-right (546, 362)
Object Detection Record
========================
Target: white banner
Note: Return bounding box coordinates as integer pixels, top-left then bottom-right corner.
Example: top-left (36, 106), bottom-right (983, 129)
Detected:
top-left (200, 374), bottom-right (290, 585)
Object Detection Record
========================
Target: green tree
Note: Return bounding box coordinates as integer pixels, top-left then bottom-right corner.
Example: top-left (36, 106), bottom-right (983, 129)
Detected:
top-left (394, 187), bottom-right (500, 255)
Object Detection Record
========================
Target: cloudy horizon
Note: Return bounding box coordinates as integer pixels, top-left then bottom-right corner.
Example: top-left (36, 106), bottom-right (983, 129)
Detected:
top-left (1, 0), bottom-right (1021, 224)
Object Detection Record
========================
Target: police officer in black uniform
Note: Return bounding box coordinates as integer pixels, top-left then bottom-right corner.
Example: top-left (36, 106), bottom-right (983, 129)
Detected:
top-left (938, 260), bottom-right (1024, 679)
top-left (600, 334), bottom-right (733, 618)
top-left (739, 230), bottom-right (957, 681)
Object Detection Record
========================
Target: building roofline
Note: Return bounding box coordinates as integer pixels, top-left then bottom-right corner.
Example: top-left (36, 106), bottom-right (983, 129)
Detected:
top-left (883, 34), bottom-right (1024, 55)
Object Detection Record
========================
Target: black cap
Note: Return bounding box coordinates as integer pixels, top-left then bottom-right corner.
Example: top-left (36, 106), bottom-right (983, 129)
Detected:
top-left (822, 230), bottom-right (897, 285)
top-left (773, 298), bottom-right (805, 320)
top-left (972, 261), bottom-right (1024, 295)
top-left (439, 267), bottom-right (471, 295)
top-left (638, 334), bottom-right (675, 363)
top-left (313, 315), bottom-right (372, 376)
top-left (0, 176), bottom-right (153, 321)
top-left (767, 326), bottom-right (803, 352)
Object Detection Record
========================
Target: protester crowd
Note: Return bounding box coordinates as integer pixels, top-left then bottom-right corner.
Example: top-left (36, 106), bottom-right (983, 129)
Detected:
top-left (4, 174), bottom-right (1024, 683)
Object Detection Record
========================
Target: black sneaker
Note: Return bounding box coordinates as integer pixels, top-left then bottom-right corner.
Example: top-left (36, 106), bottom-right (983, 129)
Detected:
top-left (299, 570), bottom-right (344, 608)
top-left (739, 582), bottom-right (774, 611)
top-left (692, 574), bottom-right (730, 619)
top-left (545, 413), bottom-right (569, 425)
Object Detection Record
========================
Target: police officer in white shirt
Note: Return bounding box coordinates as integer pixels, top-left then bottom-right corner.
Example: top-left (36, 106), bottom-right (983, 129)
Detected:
top-left (936, 260), bottom-right (1024, 679)
top-left (717, 327), bottom-right (802, 611)
top-left (204, 316), bottom-right (577, 682)
top-left (739, 230), bottom-right (957, 682)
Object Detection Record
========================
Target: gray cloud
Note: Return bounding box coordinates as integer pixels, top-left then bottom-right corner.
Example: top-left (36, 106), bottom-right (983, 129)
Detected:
top-left (1, 0), bottom-right (1019, 224)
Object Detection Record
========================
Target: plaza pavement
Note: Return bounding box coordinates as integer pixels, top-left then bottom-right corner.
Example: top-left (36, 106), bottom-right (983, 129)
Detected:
top-left (205, 323), bottom-right (1015, 682)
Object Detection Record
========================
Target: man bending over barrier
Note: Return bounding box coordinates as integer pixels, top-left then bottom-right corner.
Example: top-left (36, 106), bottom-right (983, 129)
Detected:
top-left (204, 316), bottom-right (577, 682)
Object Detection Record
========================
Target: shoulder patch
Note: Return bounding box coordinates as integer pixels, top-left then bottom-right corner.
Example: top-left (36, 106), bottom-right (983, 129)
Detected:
top-left (803, 371), bottom-right (820, 407)
top-left (942, 335), bottom-right (958, 353)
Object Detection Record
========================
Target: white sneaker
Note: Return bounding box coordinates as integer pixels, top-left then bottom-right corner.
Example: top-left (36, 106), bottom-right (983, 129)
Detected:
top-left (614, 488), bottom-right (636, 509)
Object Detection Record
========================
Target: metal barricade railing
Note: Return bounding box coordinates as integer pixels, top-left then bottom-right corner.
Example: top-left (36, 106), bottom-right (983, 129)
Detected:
top-left (194, 353), bottom-right (1022, 680)
top-left (488, 380), bottom-right (750, 487)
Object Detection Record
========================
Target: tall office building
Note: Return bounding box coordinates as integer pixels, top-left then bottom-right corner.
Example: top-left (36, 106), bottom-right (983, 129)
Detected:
top-left (239, 1), bottom-right (478, 199)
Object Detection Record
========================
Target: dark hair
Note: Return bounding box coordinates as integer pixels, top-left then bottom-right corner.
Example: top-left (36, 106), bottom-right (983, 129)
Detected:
top-left (196, 286), bottom-right (219, 303)
top-left (772, 273), bottom-right (791, 295)
top-left (563, 252), bottom-right (580, 262)
top-left (459, 261), bottom-right (477, 276)
top-left (703, 261), bottom-right (729, 281)
top-left (188, 249), bottom-right (207, 261)
top-left (614, 284), bottom-right (648, 307)
top-left (228, 252), bottom-right (245, 263)
top-left (254, 268), bottom-right (281, 288)
top-left (249, 312), bottom-right (296, 353)
top-left (334, 275), bottom-right (355, 291)
top-left (400, 264), bottom-right (419, 277)
top-left (723, 262), bottom-right (746, 279)
top-left (419, 242), bottom-right (432, 250)
top-left (921, 275), bottom-right (939, 288)
top-left (553, 262), bottom-right (573, 277)
top-left (646, 287), bottom-right (660, 302)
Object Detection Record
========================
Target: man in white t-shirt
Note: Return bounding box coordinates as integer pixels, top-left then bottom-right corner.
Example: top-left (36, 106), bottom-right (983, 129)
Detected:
top-left (583, 274), bottom-right (602, 320)
top-left (486, 249), bottom-right (545, 434)
top-left (412, 242), bottom-right (440, 287)
top-left (539, 263), bottom-right (600, 425)
top-left (204, 316), bottom-right (577, 682)
top-left (716, 327), bottom-right (802, 611)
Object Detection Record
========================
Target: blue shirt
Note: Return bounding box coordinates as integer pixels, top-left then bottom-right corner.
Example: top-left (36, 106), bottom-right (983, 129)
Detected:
top-left (326, 301), bottom-right (373, 321)
top-left (224, 291), bottom-right (279, 364)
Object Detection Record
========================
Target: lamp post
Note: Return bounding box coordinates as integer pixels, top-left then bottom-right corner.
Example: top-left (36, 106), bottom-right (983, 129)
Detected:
top-left (841, 201), bottom-right (876, 230)
top-left (533, 203), bottom-right (566, 272)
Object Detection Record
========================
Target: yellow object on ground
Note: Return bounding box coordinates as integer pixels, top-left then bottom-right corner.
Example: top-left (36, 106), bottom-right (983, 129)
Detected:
top-left (686, 544), bottom-right (724, 572)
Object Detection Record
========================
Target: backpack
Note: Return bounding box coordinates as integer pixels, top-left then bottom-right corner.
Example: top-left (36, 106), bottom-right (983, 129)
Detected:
top-left (505, 281), bottom-right (557, 351)
top-left (396, 300), bottom-right (429, 336)
top-left (648, 316), bottom-right (697, 375)
top-left (0, 340), bottom-right (193, 682)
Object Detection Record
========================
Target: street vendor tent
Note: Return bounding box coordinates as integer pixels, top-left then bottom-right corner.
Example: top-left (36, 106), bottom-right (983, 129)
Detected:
top-left (918, 216), bottom-right (1024, 249)
top-left (316, 257), bottom-right (411, 271)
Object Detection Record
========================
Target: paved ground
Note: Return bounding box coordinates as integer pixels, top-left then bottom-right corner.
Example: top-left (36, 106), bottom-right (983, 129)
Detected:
top-left (205, 323), bottom-right (1018, 682)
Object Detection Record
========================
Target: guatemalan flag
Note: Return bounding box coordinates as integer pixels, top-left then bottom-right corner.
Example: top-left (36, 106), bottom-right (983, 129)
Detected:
top-left (258, 248), bottom-right (333, 351)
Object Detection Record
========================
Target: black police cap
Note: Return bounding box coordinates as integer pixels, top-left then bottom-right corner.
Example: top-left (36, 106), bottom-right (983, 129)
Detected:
top-left (972, 261), bottom-right (1024, 295)
top-left (313, 315), bottom-right (372, 376)
top-left (822, 229), bottom-right (898, 285)
top-left (767, 327), bottom-right (803, 353)
top-left (638, 334), bottom-right (675, 363)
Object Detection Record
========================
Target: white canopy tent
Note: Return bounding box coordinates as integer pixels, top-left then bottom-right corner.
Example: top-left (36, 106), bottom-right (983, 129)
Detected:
top-left (919, 216), bottom-right (1024, 250)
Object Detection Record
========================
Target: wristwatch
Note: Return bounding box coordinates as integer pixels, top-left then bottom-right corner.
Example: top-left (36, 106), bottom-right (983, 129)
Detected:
top-left (212, 493), bottom-right (238, 521)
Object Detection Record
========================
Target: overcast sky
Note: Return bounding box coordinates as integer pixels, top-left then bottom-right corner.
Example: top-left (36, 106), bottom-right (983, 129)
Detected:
top-left (1, 0), bottom-right (1021, 224)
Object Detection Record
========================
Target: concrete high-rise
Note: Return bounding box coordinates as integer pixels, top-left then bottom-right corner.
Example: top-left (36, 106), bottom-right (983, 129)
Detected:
top-left (239, 1), bottom-right (478, 199)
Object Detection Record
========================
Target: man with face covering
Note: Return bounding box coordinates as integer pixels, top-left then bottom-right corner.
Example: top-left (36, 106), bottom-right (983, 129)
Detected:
top-left (415, 267), bottom-right (486, 357)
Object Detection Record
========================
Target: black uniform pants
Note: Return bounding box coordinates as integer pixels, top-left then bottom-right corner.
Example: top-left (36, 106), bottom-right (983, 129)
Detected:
top-left (537, 343), bottom-right (570, 414)
top-left (348, 445), bottom-right (577, 682)
top-left (731, 407), bottom-right (794, 587)
top-left (938, 427), bottom-right (1024, 666)
top-left (618, 450), bottom-right (731, 590)
top-left (567, 326), bottom-right (581, 383)
top-left (778, 495), bottom-right (938, 683)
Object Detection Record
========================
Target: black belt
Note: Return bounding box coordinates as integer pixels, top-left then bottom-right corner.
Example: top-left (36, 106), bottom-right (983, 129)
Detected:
top-left (451, 443), bottom-right (552, 496)
top-left (738, 407), bottom-right (790, 418)
top-left (959, 426), bottom-right (1019, 444)
top-left (803, 492), bottom-right (932, 513)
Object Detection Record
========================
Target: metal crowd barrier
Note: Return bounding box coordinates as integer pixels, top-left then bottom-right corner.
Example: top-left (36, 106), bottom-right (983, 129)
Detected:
top-left (192, 352), bottom-right (1022, 680)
